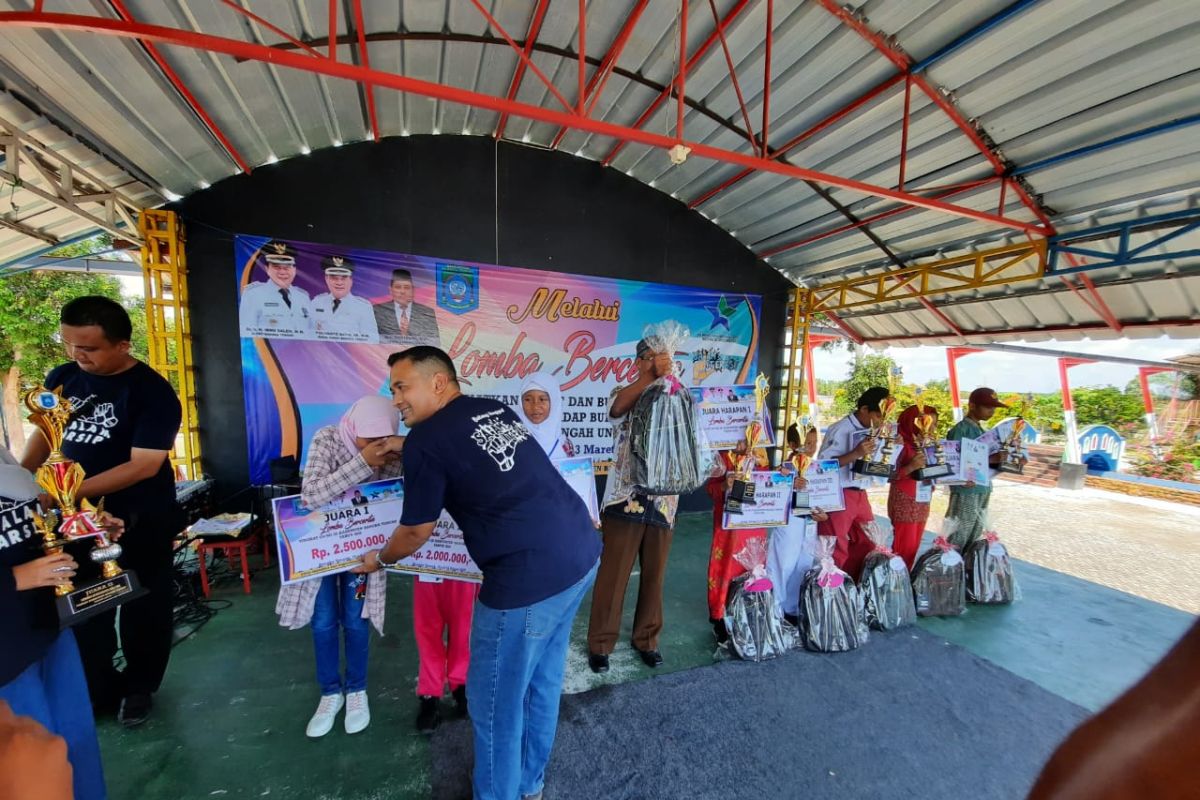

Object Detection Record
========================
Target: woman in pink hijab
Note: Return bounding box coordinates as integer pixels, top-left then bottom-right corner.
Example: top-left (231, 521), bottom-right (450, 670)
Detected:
top-left (275, 395), bottom-right (403, 739)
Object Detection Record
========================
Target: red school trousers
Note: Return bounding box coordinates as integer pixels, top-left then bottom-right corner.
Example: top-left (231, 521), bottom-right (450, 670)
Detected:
top-left (413, 578), bottom-right (480, 697)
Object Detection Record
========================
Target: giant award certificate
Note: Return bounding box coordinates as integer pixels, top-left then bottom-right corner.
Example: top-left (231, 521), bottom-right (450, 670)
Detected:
top-left (274, 478), bottom-right (482, 584)
top-left (806, 460), bottom-right (846, 512)
top-left (691, 385), bottom-right (759, 449)
top-left (274, 479), bottom-right (404, 585)
top-left (723, 471), bottom-right (792, 529)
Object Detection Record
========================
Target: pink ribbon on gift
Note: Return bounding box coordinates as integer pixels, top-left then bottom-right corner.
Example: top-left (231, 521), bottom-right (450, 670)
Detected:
top-left (816, 556), bottom-right (845, 588)
top-left (663, 374), bottom-right (683, 395)
top-left (984, 530), bottom-right (1000, 544)
top-left (745, 563), bottom-right (773, 592)
top-left (932, 536), bottom-right (954, 553)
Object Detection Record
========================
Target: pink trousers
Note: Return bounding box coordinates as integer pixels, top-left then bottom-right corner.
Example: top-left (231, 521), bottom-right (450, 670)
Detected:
top-left (413, 578), bottom-right (479, 697)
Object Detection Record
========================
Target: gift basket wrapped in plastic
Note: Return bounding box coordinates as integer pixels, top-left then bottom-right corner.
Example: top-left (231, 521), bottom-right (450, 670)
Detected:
top-left (798, 536), bottom-right (868, 653)
top-left (859, 522), bottom-right (917, 631)
top-left (629, 321), bottom-right (708, 495)
top-left (911, 536), bottom-right (966, 617)
top-left (723, 537), bottom-right (796, 661)
top-left (965, 530), bottom-right (1019, 604)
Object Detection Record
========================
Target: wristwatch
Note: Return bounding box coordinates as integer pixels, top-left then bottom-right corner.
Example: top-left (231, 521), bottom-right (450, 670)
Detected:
top-left (374, 551), bottom-right (398, 569)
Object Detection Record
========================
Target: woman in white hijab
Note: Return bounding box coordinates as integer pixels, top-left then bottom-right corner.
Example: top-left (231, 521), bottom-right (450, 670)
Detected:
top-left (516, 371), bottom-right (575, 461)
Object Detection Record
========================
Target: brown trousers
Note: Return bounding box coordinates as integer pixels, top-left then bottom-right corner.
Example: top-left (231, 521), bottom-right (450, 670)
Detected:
top-left (586, 516), bottom-right (674, 655)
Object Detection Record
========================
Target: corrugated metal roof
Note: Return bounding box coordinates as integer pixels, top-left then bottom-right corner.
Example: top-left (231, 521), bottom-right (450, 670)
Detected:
top-left (0, 0), bottom-right (1196, 344)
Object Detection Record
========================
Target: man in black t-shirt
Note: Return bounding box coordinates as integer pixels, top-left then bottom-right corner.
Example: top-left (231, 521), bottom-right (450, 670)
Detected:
top-left (359, 347), bottom-right (600, 800)
top-left (21, 296), bottom-right (183, 728)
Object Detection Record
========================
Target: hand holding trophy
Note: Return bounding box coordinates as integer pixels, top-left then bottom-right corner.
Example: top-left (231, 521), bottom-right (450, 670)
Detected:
top-left (24, 386), bottom-right (145, 624)
top-left (912, 407), bottom-right (952, 480)
top-left (725, 374), bottom-right (770, 514)
top-left (852, 395), bottom-right (898, 478)
top-left (998, 415), bottom-right (1028, 474)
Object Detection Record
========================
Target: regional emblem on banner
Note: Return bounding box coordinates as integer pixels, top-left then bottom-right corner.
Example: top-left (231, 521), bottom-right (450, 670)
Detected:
top-left (437, 264), bottom-right (479, 314)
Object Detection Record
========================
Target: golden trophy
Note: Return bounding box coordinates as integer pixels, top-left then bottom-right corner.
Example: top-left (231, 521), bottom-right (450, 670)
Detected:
top-left (912, 407), bottom-right (952, 480)
top-left (24, 387), bottom-right (145, 624)
top-left (725, 374), bottom-right (770, 514)
top-left (852, 395), bottom-right (898, 478)
top-left (788, 449), bottom-right (813, 511)
top-left (997, 416), bottom-right (1028, 474)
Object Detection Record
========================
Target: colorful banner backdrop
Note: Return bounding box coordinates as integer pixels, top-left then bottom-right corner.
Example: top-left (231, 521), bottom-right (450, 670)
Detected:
top-left (236, 234), bottom-right (762, 482)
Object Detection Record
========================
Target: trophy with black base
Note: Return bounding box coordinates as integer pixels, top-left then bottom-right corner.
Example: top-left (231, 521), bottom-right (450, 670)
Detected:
top-left (725, 374), bottom-right (771, 515)
top-left (852, 396), bottom-right (898, 478)
top-left (25, 387), bottom-right (146, 625)
top-left (912, 408), bottom-right (952, 480)
top-left (997, 417), bottom-right (1028, 474)
top-left (789, 450), bottom-right (813, 511)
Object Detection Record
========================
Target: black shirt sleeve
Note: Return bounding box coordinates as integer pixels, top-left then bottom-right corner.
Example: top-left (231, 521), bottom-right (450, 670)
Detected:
top-left (131, 368), bottom-right (183, 451)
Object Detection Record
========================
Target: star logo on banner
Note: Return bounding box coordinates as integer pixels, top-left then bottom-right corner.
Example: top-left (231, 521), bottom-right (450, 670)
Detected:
top-left (705, 295), bottom-right (740, 331)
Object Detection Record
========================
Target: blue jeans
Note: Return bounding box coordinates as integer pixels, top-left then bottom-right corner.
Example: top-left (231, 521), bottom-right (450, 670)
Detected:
top-left (0, 630), bottom-right (107, 800)
top-left (311, 572), bottom-right (370, 695)
top-left (468, 560), bottom-right (598, 800)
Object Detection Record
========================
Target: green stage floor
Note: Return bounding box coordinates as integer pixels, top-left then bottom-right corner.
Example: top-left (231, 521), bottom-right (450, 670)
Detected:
top-left (97, 512), bottom-right (1195, 800)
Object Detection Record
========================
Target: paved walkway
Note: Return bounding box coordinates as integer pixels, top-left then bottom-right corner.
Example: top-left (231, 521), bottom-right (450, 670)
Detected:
top-left (869, 482), bottom-right (1200, 614)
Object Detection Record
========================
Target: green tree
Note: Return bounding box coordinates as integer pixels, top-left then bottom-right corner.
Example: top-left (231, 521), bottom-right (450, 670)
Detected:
top-left (832, 352), bottom-right (899, 417)
top-left (1072, 386), bottom-right (1144, 429)
top-left (0, 265), bottom-right (146, 451)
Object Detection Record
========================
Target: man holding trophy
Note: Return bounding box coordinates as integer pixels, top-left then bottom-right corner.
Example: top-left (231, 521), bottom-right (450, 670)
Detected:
top-left (21, 296), bottom-right (183, 727)
top-left (816, 387), bottom-right (891, 578)
top-left (1, 445), bottom-right (121, 800)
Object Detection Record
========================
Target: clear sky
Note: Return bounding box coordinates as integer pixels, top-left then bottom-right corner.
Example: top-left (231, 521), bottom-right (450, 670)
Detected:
top-left (811, 335), bottom-right (1199, 394)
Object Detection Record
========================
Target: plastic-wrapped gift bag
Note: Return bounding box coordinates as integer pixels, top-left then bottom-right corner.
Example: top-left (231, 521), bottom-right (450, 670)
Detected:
top-left (911, 536), bottom-right (966, 617)
top-left (799, 537), bottom-right (868, 653)
top-left (858, 522), bottom-right (916, 631)
top-left (724, 537), bottom-right (796, 661)
top-left (966, 530), bottom-right (1019, 604)
top-left (629, 321), bottom-right (707, 495)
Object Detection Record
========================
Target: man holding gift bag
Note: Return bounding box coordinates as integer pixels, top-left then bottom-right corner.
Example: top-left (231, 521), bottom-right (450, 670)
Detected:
top-left (587, 336), bottom-right (678, 672)
top-left (815, 387), bottom-right (890, 578)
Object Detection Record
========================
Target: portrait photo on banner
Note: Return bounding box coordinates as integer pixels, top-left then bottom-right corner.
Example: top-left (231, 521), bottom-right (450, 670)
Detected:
top-left (235, 234), bottom-right (763, 484)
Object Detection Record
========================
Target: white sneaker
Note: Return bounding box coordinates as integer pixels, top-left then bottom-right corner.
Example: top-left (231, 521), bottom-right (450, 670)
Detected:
top-left (344, 690), bottom-right (370, 734)
top-left (305, 693), bottom-right (344, 738)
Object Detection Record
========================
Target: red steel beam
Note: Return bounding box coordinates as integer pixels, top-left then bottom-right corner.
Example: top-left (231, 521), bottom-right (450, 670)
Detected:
top-left (897, 76), bottom-right (911, 190)
top-left (216, 0), bottom-right (323, 58)
top-left (602, 0), bottom-right (753, 166)
top-left (761, 177), bottom-right (998, 257)
top-left (863, 319), bottom-right (1200, 346)
top-left (549, 0), bottom-right (649, 150)
top-left (493, 0), bottom-right (552, 140)
top-left (688, 72), bottom-right (905, 208)
top-left (108, 0), bottom-right (251, 174)
top-left (761, 0), bottom-right (772, 151)
top-left (676, 0), bottom-right (687, 141)
top-left (0, 11), bottom-right (1050, 234)
top-left (816, 0), bottom-right (1054, 233)
top-left (708, 0), bottom-right (758, 154)
top-left (577, 0), bottom-right (586, 115)
top-left (350, 0), bottom-right (379, 140)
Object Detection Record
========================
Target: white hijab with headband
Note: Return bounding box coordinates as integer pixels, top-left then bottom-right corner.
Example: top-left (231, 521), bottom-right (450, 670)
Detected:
top-left (517, 371), bottom-right (564, 458)
top-left (337, 395), bottom-right (400, 455)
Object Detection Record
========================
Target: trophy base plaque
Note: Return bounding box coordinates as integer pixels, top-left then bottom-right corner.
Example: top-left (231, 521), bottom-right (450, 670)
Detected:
top-left (851, 459), bottom-right (893, 478)
top-left (792, 490), bottom-right (810, 511)
top-left (56, 570), bottom-right (147, 626)
top-left (724, 478), bottom-right (757, 515)
top-left (914, 463), bottom-right (953, 480)
top-left (997, 461), bottom-right (1024, 475)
